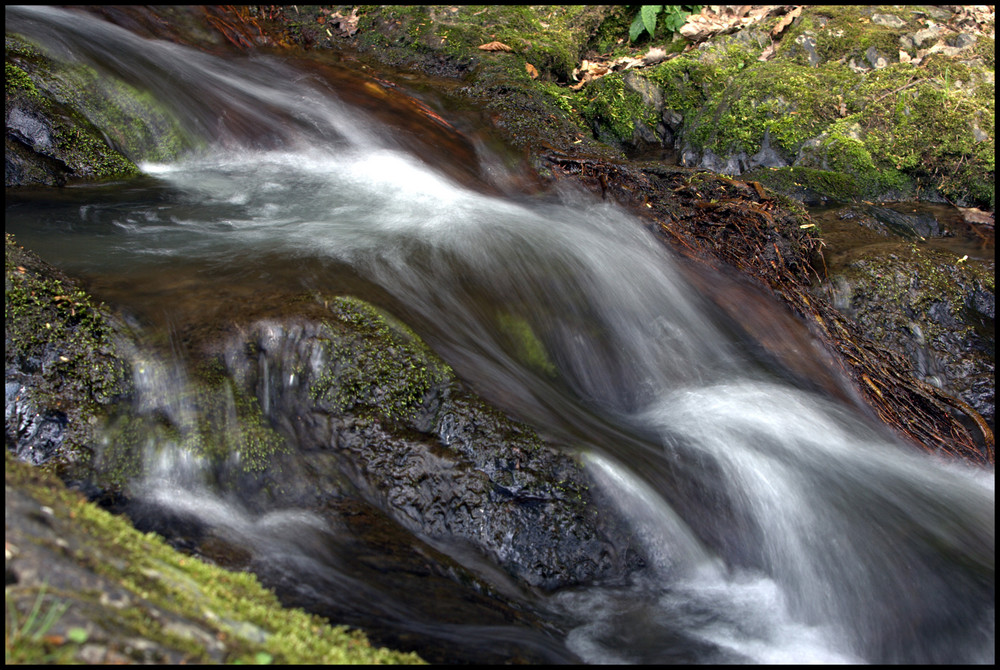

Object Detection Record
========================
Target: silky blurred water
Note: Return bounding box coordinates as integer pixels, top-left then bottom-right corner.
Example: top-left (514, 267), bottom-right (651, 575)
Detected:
top-left (7, 5), bottom-right (994, 664)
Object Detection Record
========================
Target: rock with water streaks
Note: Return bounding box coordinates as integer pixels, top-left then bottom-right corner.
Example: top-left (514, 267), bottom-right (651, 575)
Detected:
top-left (215, 298), bottom-right (646, 590)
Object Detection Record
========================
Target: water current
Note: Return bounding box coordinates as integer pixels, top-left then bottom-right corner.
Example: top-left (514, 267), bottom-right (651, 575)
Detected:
top-left (6, 6), bottom-right (994, 664)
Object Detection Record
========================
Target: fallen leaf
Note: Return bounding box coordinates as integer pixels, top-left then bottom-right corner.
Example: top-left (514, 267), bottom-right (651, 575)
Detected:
top-left (642, 47), bottom-right (667, 65)
top-left (770, 6), bottom-right (802, 39)
top-left (957, 207), bottom-right (994, 226)
top-left (525, 62), bottom-right (538, 79)
top-left (478, 41), bottom-right (513, 52)
top-left (328, 8), bottom-right (360, 36)
top-left (758, 42), bottom-right (776, 61)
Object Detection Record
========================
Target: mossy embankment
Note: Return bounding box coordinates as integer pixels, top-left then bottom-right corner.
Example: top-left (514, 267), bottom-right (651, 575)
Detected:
top-left (5, 452), bottom-right (424, 664)
top-left (274, 5), bottom-right (993, 209)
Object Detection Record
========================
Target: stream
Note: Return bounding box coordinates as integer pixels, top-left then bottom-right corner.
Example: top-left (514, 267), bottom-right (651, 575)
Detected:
top-left (6, 6), bottom-right (994, 664)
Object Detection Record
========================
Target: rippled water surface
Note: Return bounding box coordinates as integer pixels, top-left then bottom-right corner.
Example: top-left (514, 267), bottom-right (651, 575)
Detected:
top-left (6, 6), bottom-right (994, 664)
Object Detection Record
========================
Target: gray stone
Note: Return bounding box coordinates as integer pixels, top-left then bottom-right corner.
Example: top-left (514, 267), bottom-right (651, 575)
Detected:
top-left (794, 33), bottom-right (821, 67)
top-left (848, 57), bottom-right (871, 74)
top-left (866, 46), bottom-right (889, 70)
top-left (871, 13), bottom-right (907, 29)
top-left (947, 33), bottom-right (977, 49)
top-left (749, 130), bottom-right (788, 170)
top-left (912, 27), bottom-right (941, 47)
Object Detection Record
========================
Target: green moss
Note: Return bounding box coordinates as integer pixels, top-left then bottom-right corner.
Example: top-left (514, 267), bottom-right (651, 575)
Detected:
top-left (355, 5), bottom-right (609, 81)
top-left (792, 5), bottom-right (918, 66)
top-left (5, 60), bottom-right (43, 99)
top-left (7, 31), bottom-right (190, 181)
top-left (5, 233), bottom-right (133, 467)
top-left (853, 59), bottom-right (994, 206)
top-left (579, 72), bottom-right (659, 146)
top-left (44, 60), bottom-right (192, 163)
top-left (637, 6), bottom-right (993, 207)
top-left (5, 454), bottom-right (425, 664)
top-left (743, 165), bottom-right (863, 203)
top-left (496, 313), bottom-right (556, 377)
top-left (310, 297), bottom-right (452, 425)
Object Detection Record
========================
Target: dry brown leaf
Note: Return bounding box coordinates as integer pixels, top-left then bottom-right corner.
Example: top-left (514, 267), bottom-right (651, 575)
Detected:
top-left (758, 42), bottom-right (776, 61)
top-left (329, 8), bottom-right (360, 36)
top-left (770, 6), bottom-right (802, 39)
top-left (958, 207), bottom-right (995, 226)
top-left (478, 41), bottom-right (513, 52)
top-left (525, 62), bottom-right (538, 79)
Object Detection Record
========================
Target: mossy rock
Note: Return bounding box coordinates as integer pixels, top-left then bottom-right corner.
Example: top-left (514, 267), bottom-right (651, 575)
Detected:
top-left (352, 5), bottom-right (612, 81)
top-left (5, 233), bottom-right (134, 481)
top-left (5, 453), bottom-right (424, 664)
top-left (633, 6), bottom-right (994, 207)
top-left (5, 32), bottom-right (190, 186)
top-left (821, 243), bottom-right (994, 425)
top-left (215, 300), bottom-right (645, 590)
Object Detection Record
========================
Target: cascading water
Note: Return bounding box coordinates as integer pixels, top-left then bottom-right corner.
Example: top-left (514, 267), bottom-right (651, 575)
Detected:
top-left (6, 6), bottom-right (994, 664)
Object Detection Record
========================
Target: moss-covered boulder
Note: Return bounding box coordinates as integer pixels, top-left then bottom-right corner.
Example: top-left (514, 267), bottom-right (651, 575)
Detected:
top-left (5, 31), bottom-right (188, 187)
top-left (632, 6), bottom-right (994, 208)
top-left (5, 234), bottom-right (133, 480)
top-left (254, 6), bottom-right (993, 209)
top-left (213, 297), bottom-right (645, 590)
top-left (5, 453), bottom-right (424, 664)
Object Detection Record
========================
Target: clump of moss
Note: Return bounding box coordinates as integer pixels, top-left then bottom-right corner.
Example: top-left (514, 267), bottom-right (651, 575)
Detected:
top-left (310, 297), bottom-right (452, 425)
top-left (634, 7), bottom-right (993, 207)
top-left (495, 313), bottom-right (556, 377)
top-left (578, 71), bottom-right (660, 147)
top-left (6, 32), bottom-right (192, 185)
top-left (5, 233), bottom-right (133, 471)
top-left (6, 37), bottom-right (141, 183)
top-left (354, 5), bottom-right (611, 81)
top-left (5, 454), bottom-right (425, 664)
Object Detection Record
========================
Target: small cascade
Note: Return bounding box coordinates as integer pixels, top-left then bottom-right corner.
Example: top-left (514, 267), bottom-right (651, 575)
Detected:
top-left (5, 5), bottom-right (993, 664)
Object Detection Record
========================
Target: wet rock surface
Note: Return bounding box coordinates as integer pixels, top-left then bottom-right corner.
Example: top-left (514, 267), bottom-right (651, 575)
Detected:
top-left (813, 205), bottom-right (995, 431)
top-left (213, 300), bottom-right (646, 591)
top-left (4, 235), bottom-right (134, 478)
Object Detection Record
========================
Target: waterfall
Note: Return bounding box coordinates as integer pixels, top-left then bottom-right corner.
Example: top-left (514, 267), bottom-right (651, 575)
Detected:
top-left (6, 5), bottom-right (993, 664)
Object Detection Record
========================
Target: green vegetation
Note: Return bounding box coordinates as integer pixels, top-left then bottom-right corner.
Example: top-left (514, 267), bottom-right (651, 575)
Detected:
top-left (355, 5), bottom-right (609, 81)
top-left (629, 5), bottom-right (701, 43)
top-left (630, 6), bottom-right (994, 207)
top-left (579, 71), bottom-right (661, 148)
top-left (496, 313), bottom-right (557, 377)
top-left (5, 583), bottom-right (78, 664)
top-left (6, 36), bottom-right (141, 182)
top-left (5, 455), bottom-right (425, 664)
top-left (6, 32), bottom-right (191, 185)
top-left (310, 296), bottom-right (452, 425)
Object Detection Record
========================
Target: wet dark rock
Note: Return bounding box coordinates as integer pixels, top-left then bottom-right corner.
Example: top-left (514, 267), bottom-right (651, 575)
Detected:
top-left (5, 234), bottom-right (134, 479)
top-left (862, 205), bottom-right (941, 240)
top-left (818, 244), bottom-right (994, 428)
top-left (214, 301), bottom-right (646, 590)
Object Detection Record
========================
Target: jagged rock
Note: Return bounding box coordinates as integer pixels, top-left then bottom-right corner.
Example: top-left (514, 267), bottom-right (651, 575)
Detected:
top-left (213, 302), bottom-right (646, 590)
